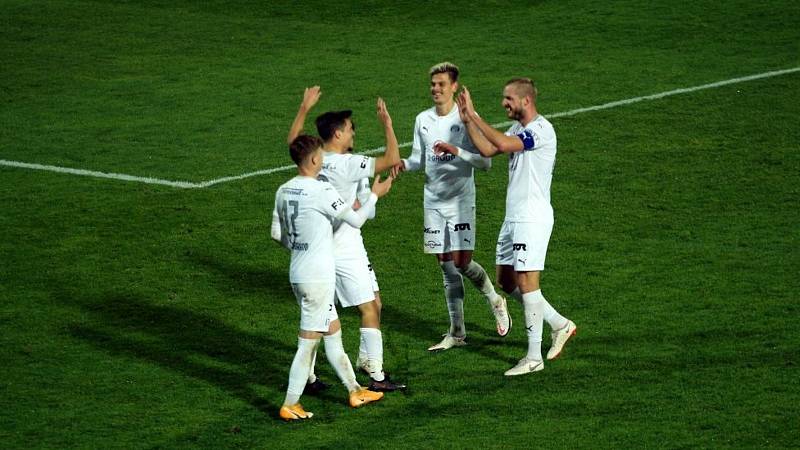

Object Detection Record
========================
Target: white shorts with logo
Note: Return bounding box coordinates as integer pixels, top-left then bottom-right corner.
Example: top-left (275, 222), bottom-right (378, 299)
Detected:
top-left (495, 220), bottom-right (553, 272)
top-left (292, 282), bottom-right (339, 332)
top-left (333, 228), bottom-right (379, 308)
top-left (422, 206), bottom-right (476, 254)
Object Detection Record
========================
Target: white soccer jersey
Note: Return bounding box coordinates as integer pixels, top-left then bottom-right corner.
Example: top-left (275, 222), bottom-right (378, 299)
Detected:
top-left (319, 151), bottom-right (375, 250)
top-left (273, 176), bottom-right (348, 284)
top-left (320, 151), bottom-right (375, 207)
top-left (504, 115), bottom-right (557, 222)
top-left (405, 105), bottom-right (490, 209)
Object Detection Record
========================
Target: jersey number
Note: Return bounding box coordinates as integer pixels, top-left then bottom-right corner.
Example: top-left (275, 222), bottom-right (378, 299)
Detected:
top-left (282, 200), bottom-right (300, 240)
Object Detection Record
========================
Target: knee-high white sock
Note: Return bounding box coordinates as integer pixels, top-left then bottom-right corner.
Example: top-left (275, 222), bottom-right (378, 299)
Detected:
top-left (522, 290), bottom-right (544, 361)
top-left (323, 330), bottom-right (360, 393)
top-left (459, 260), bottom-right (500, 305)
top-left (307, 347), bottom-right (318, 383)
top-left (358, 332), bottom-right (368, 367)
top-left (284, 336), bottom-right (319, 406)
top-left (360, 327), bottom-right (385, 381)
top-left (513, 287), bottom-right (567, 330)
top-left (441, 260), bottom-right (465, 337)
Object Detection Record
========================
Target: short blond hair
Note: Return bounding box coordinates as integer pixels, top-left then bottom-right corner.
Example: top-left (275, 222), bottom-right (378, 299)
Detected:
top-left (429, 62), bottom-right (459, 82)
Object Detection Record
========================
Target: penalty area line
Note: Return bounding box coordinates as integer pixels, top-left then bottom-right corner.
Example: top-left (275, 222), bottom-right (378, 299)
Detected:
top-left (2, 66), bottom-right (798, 189)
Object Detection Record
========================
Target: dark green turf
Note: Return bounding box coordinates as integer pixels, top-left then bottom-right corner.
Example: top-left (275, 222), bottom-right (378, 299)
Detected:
top-left (1, 0), bottom-right (798, 448)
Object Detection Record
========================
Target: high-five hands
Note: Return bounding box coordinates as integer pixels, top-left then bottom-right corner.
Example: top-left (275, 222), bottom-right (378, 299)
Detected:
top-left (370, 174), bottom-right (394, 198)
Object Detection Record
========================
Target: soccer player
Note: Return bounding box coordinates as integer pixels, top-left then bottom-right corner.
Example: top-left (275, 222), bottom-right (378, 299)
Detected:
top-left (451, 78), bottom-right (577, 376)
top-left (286, 87), bottom-right (406, 392)
top-left (391, 62), bottom-right (511, 351)
top-left (272, 134), bottom-right (392, 421)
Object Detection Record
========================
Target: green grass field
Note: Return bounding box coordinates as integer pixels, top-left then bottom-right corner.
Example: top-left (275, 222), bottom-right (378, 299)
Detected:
top-left (2, 0), bottom-right (799, 448)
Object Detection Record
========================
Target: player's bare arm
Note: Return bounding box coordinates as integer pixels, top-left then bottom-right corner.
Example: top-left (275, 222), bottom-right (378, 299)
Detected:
top-left (433, 140), bottom-right (490, 170)
top-left (460, 87), bottom-right (524, 154)
top-left (373, 98), bottom-right (401, 174)
top-left (458, 90), bottom-right (500, 157)
top-left (287, 86), bottom-right (322, 144)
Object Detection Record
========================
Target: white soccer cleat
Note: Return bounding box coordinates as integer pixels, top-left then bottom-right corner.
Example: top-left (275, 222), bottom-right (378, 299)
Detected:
top-left (427, 334), bottom-right (466, 351)
top-left (490, 295), bottom-right (512, 337)
top-left (547, 320), bottom-right (577, 360)
top-left (504, 357), bottom-right (544, 376)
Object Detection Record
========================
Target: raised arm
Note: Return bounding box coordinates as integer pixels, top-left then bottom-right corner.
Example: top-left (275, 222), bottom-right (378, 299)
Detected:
top-left (287, 86), bottom-right (322, 144)
top-left (459, 87), bottom-right (524, 154)
top-left (372, 98), bottom-right (401, 174)
top-left (457, 90), bottom-right (500, 157)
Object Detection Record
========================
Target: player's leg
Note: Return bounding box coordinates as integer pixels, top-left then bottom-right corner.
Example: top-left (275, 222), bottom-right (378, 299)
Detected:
top-left (336, 253), bottom-right (406, 391)
top-left (426, 209), bottom-right (466, 351)
top-left (449, 206), bottom-right (510, 335)
top-left (322, 319), bottom-right (384, 407)
top-left (454, 249), bottom-right (511, 337)
top-left (281, 283), bottom-right (332, 420)
top-left (357, 263), bottom-right (381, 369)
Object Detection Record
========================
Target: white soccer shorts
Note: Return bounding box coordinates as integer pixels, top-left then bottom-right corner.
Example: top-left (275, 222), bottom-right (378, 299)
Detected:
top-left (495, 220), bottom-right (553, 272)
top-left (422, 206), bottom-right (476, 254)
top-left (334, 250), bottom-right (377, 308)
top-left (291, 282), bottom-right (338, 333)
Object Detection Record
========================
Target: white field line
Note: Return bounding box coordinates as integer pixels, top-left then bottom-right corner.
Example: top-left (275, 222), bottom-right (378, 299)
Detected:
top-left (0, 159), bottom-right (202, 189)
top-left (3, 66), bottom-right (799, 189)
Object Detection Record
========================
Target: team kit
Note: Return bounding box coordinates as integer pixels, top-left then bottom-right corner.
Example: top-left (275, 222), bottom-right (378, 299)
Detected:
top-left (271, 63), bottom-right (577, 421)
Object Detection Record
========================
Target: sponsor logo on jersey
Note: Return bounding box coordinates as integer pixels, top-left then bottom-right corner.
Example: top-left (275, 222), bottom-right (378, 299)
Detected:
top-left (425, 240), bottom-right (442, 249)
top-left (428, 153), bottom-right (455, 162)
top-left (513, 243), bottom-right (527, 251)
top-left (331, 199), bottom-right (345, 210)
top-left (454, 223), bottom-right (471, 231)
top-left (291, 242), bottom-right (309, 251)
top-left (424, 227), bottom-right (441, 234)
top-left (283, 188), bottom-right (305, 196)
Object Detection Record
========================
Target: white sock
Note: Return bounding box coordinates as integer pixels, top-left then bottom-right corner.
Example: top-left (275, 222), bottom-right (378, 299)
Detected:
top-left (307, 347), bottom-right (318, 384)
top-left (441, 260), bottom-right (465, 337)
top-left (522, 290), bottom-right (544, 361)
top-left (459, 260), bottom-right (500, 305)
top-left (512, 287), bottom-right (567, 330)
top-left (360, 327), bottom-right (385, 381)
top-left (358, 332), bottom-right (368, 366)
top-left (284, 336), bottom-right (319, 406)
top-left (323, 330), bottom-right (360, 393)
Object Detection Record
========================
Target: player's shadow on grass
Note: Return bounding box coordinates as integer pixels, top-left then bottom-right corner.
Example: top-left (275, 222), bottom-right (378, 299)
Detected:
top-left (380, 303), bottom-right (522, 365)
top-left (66, 293), bottom-right (293, 417)
top-left (187, 251), bottom-right (291, 297)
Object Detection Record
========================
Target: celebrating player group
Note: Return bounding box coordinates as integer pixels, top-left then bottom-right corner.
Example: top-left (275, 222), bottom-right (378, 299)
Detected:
top-left (271, 62), bottom-right (577, 421)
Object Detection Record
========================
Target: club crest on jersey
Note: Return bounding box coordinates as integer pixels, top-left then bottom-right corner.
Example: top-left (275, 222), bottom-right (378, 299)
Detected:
top-left (450, 124), bottom-right (461, 133)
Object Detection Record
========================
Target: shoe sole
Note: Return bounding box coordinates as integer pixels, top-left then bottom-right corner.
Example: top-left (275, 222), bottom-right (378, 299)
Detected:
top-left (427, 341), bottom-right (466, 352)
top-left (547, 326), bottom-right (577, 360)
top-left (504, 361), bottom-right (544, 376)
top-left (497, 315), bottom-right (512, 337)
top-left (280, 409), bottom-right (312, 421)
top-left (350, 396), bottom-right (383, 408)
